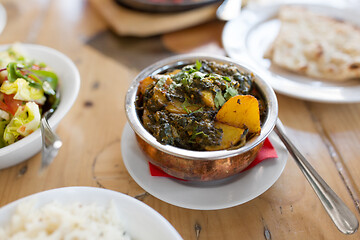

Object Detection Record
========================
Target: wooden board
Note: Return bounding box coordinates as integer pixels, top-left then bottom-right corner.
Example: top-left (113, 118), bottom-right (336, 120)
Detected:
top-left (89, 0), bottom-right (219, 37)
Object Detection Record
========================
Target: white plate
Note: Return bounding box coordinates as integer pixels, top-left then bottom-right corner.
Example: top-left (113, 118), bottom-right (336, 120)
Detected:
top-left (0, 187), bottom-right (182, 240)
top-left (222, 3), bottom-right (360, 103)
top-left (0, 4), bottom-right (6, 35)
top-left (121, 123), bottom-right (288, 210)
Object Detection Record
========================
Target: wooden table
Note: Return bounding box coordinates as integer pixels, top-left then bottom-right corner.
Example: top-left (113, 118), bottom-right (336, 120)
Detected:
top-left (1, 0), bottom-right (360, 239)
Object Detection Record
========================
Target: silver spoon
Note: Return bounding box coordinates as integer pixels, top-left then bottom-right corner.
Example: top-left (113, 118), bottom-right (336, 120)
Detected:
top-left (274, 119), bottom-right (359, 234)
top-left (40, 91), bottom-right (62, 170)
top-left (216, 0), bottom-right (242, 21)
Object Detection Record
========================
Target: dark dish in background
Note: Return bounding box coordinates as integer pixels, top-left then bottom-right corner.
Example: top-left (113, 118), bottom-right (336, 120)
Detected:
top-left (115, 0), bottom-right (220, 12)
top-left (125, 54), bottom-right (278, 181)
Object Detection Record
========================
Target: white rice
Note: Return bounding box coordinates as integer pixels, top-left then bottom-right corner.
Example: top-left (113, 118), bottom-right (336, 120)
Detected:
top-left (0, 200), bottom-right (131, 240)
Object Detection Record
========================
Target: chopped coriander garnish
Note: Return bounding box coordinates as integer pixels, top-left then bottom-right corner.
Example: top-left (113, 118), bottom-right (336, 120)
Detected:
top-left (182, 97), bottom-right (192, 113)
top-left (181, 77), bottom-right (189, 87)
top-left (224, 86), bottom-right (238, 100)
top-left (214, 91), bottom-right (226, 109)
top-left (183, 106), bottom-right (191, 113)
top-left (195, 60), bottom-right (202, 70)
top-left (222, 76), bottom-right (231, 82)
top-left (192, 107), bottom-right (203, 113)
top-left (190, 131), bottom-right (209, 140)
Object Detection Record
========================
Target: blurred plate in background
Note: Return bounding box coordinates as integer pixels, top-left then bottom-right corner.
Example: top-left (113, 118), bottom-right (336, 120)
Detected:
top-left (0, 4), bottom-right (6, 35)
top-left (222, 3), bottom-right (360, 103)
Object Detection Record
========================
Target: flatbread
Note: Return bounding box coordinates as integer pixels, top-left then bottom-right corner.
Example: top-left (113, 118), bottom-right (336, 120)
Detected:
top-left (264, 6), bottom-right (360, 82)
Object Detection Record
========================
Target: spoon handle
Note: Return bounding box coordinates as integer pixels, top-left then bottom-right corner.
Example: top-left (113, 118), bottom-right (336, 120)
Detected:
top-left (274, 119), bottom-right (359, 234)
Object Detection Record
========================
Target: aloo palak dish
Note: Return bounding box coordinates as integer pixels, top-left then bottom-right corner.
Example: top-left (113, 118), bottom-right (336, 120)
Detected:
top-left (136, 60), bottom-right (266, 151)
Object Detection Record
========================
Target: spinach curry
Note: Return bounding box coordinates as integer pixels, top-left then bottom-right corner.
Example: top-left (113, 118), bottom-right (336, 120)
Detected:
top-left (135, 60), bottom-right (266, 151)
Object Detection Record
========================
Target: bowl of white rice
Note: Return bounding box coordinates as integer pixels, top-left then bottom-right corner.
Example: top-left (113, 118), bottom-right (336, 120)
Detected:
top-left (0, 187), bottom-right (183, 240)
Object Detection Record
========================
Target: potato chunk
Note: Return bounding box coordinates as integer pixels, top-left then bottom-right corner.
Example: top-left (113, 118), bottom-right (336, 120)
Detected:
top-left (165, 99), bottom-right (202, 114)
top-left (215, 95), bottom-right (261, 133)
top-left (138, 76), bottom-right (155, 95)
top-left (142, 108), bottom-right (151, 127)
top-left (201, 90), bottom-right (215, 109)
top-left (205, 122), bottom-right (245, 151)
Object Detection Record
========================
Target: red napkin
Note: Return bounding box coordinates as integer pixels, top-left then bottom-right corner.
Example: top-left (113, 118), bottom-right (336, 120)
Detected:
top-left (149, 138), bottom-right (278, 178)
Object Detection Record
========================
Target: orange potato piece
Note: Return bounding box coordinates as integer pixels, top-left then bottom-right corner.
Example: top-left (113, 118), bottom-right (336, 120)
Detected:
top-left (142, 108), bottom-right (151, 127)
top-left (151, 87), bottom-right (167, 106)
top-left (165, 99), bottom-right (202, 114)
top-left (201, 90), bottom-right (215, 109)
top-left (205, 122), bottom-right (245, 151)
top-left (215, 95), bottom-right (261, 133)
top-left (167, 69), bottom-right (181, 75)
top-left (138, 76), bottom-right (155, 95)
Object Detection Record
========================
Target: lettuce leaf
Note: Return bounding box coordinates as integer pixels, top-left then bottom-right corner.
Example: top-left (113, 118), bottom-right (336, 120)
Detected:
top-left (3, 102), bottom-right (41, 144)
top-left (0, 78), bottom-right (46, 104)
top-left (0, 120), bottom-right (9, 148)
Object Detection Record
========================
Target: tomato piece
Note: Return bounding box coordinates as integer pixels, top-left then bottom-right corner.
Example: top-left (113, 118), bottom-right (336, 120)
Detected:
top-left (2, 94), bottom-right (23, 115)
top-left (0, 100), bottom-right (9, 113)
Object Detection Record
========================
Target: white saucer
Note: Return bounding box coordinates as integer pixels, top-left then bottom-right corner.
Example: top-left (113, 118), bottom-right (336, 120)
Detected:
top-left (121, 123), bottom-right (288, 210)
top-left (222, 3), bottom-right (360, 103)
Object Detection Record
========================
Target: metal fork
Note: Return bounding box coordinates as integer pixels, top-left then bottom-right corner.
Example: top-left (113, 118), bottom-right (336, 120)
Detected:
top-left (40, 92), bottom-right (62, 170)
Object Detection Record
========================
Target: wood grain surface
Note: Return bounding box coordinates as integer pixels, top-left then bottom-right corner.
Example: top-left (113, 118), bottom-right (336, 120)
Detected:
top-left (0, 0), bottom-right (359, 239)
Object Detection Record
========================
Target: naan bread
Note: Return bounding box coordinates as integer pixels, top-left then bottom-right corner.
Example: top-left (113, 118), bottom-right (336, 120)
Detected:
top-left (264, 6), bottom-right (360, 81)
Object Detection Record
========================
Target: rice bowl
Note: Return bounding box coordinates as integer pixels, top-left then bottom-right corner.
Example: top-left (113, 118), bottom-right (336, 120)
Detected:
top-left (0, 187), bottom-right (183, 240)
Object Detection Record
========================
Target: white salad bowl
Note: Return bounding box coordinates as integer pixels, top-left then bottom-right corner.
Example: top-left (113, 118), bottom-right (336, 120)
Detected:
top-left (0, 44), bottom-right (80, 169)
top-left (0, 187), bottom-right (183, 240)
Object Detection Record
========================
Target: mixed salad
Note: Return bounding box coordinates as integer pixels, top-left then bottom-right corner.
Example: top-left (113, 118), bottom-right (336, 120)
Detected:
top-left (0, 45), bottom-right (59, 148)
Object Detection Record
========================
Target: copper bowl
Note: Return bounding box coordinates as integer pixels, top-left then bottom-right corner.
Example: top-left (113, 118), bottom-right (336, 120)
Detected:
top-left (125, 54), bottom-right (278, 181)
